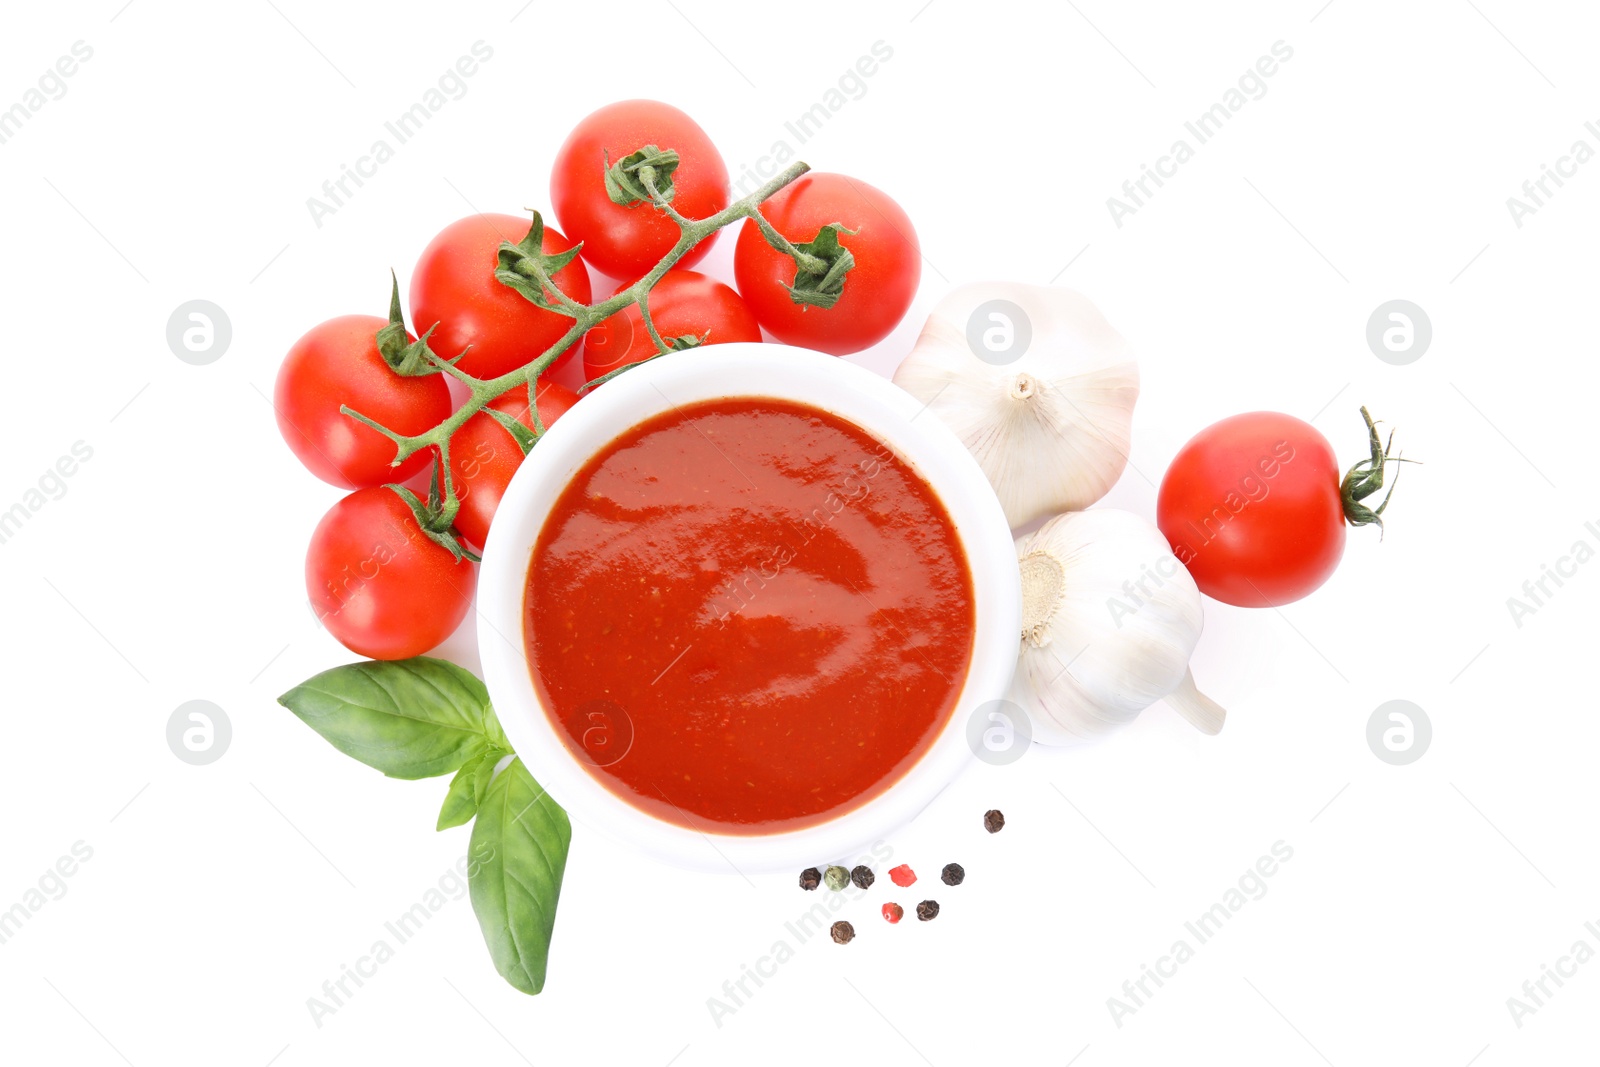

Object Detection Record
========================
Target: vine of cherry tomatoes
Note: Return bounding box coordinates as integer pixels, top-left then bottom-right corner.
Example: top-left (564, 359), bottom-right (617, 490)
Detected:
top-left (275, 100), bottom-right (921, 659)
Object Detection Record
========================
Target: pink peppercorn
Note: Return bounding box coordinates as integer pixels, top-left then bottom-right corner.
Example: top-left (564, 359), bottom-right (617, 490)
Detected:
top-left (888, 864), bottom-right (916, 887)
top-left (882, 902), bottom-right (904, 924)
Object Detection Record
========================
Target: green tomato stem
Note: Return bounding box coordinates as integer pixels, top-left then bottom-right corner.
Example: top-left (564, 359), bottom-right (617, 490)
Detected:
top-left (642, 168), bottom-right (691, 228)
top-left (1340, 406), bottom-right (1421, 536)
top-left (637, 289), bottom-right (669, 356)
top-left (366, 158), bottom-right (814, 482)
top-left (748, 208), bottom-right (826, 275)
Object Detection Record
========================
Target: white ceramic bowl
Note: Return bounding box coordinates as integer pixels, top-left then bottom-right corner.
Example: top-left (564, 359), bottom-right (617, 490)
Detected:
top-left (477, 343), bottom-right (1019, 873)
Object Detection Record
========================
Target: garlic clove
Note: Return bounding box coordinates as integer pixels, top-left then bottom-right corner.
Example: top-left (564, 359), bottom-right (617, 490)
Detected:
top-left (892, 282), bottom-right (1140, 529)
top-left (1165, 667), bottom-right (1226, 735)
top-left (1008, 509), bottom-right (1226, 743)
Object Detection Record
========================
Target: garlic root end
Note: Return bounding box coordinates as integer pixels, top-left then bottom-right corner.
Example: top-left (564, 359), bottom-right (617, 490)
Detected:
top-left (1018, 550), bottom-right (1065, 646)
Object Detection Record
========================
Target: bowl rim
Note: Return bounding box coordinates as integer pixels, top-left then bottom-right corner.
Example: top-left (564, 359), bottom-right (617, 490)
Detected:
top-left (476, 342), bottom-right (1020, 873)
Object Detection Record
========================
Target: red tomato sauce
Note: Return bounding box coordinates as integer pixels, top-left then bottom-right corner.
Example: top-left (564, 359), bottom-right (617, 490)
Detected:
top-left (526, 398), bottom-right (975, 834)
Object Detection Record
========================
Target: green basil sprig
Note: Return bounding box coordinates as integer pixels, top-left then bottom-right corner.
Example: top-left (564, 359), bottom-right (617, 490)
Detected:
top-left (279, 657), bottom-right (569, 995)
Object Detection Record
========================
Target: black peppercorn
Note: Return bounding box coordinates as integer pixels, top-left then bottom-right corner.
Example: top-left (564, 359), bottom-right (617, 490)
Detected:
top-left (799, 867), bottom-right (821, 891)
top-left (850, 864), bottom-right (875, 890)
top-left (941, 863), bottom-right (965, 886)
top-left (830, 920), bottom-right (855, 944)
top-left (984, 809), bottom-right (1005, 833)
top-left (916, 900), bottom-right (939, 921)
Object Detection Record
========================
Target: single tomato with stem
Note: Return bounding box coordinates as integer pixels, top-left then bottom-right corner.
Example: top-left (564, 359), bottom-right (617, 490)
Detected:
top-left (1157, 407), bottom-right (1414, 607)
top-left (734, 172), bottom-right (920, 356)
top-left (411, 212), bottom-right (592, 380)
top-left (306, 486), bottom-right (476, 660)
top-left (550, 100), bottom-right (729, 279)
top-left (275, 288), bottom-right (453, 489)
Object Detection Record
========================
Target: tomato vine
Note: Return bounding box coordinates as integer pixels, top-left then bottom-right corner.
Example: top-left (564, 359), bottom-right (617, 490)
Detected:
top-left (339, 155), bottom-right (832, 556)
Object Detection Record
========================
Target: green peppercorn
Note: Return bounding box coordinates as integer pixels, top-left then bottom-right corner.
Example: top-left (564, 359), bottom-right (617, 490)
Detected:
top-left (799, 867), bottom-right (821, 891)
top-left (824, 865), bottom-right (850, 891)
top-left (850, 865), bottom-right (875, 890)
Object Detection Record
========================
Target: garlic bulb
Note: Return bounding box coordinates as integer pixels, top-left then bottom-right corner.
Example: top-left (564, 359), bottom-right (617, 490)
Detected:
top-left (1009, 509), bottom-right (1226, 741)
top-left (892, 282), bottom-right (1140, 529)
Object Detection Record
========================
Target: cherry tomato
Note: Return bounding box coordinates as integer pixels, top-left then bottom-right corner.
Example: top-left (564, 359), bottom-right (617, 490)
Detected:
top-left (1157, 412), bottom-right (1345, 607)
top-left (733, 173), bottom-right (920, 356)
top-left (410, 213), bottom-right (592, 380)
top-left (306, 487), bottom-right (475, 660)
top-left (550, 100), bottom-right (729, 279)
top-left (275, 315), bottom-right (451, 489)
top-left (448, 380), bottom-right (580, 550)
top-left (580, 270), bottom-right (761, 381)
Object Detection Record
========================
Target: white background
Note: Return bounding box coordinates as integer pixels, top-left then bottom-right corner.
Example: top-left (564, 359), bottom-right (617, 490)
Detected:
top-left (1, 1), bottom-right (1594, 1064)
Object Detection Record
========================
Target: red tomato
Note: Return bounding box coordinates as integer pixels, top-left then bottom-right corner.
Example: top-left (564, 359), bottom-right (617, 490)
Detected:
top-left (410, 213), bottom-right (592, 380)
top-left (580, 270), bottom-right (761, 381)
top-left (448, 381), bottom-right (580, 550)
top-left (550, 100), bottom-right (729, 279)
top-left (275, 315), bottom-right (451, 489)
top-left (1157, 412), bottom-right (1345, 607)
top-left (306, 487), bottom-right (475, 660)
top-left (733, 173), bottom-right (920, 356)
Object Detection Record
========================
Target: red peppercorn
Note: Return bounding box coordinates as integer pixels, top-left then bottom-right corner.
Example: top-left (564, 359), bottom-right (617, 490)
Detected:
top-left (888, 864), bottom-right (916, 887)
top-left (882, 902), bottom-right (903, 924)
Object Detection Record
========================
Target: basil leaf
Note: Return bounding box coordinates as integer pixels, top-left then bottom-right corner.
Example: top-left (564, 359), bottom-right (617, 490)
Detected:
top-left (469, 757), bottom-right (571, 995)
top-left (437, 749), bottom-right (492, 831)
top-left (279, 657), bottom-right (500, 780)
top-left (438, 744), bottom-right (511, 831)
top-left (473, 746), bottom-right (505, 804)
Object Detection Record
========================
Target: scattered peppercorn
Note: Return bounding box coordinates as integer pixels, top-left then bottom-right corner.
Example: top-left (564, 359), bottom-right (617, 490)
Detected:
top-left (984, 808), bottom-right (1005, 833)
top-left (888, 864), bottom-right (917, 887)
top-left (882, 902), bottom-right (903, 924)
top-left (941, 863), bottom-right (965, 886)
top-left (824, 865), bottom-right (850, 891)
top-left (799, 867), bottom-right (821, 891)
top-left (850, 864), bottom-right (875, 890)
top-left (916, 900), bottom-right (940, 921)
top-left (830, 920), bottom-right (855, 944)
